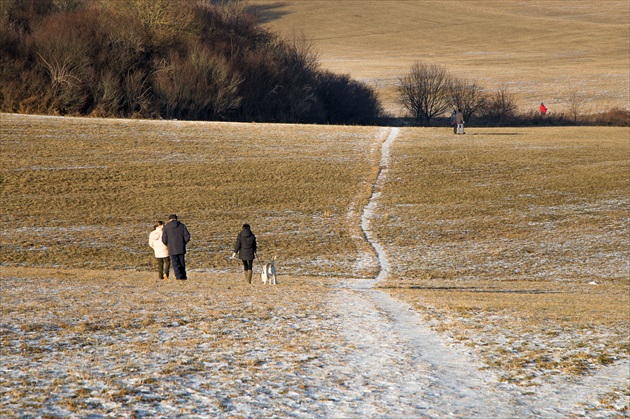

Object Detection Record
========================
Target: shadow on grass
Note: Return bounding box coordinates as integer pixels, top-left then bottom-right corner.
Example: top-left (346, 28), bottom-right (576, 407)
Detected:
top-left (378, 286), bottom-right (562, 294)
top-left (469, 132), bottom-right (524, 136)
top-left (247, 2), bottom-right (291, 24)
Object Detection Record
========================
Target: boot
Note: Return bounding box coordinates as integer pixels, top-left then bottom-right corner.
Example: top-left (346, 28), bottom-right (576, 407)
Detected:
top-left (245, 270), bottom-right (253, 284)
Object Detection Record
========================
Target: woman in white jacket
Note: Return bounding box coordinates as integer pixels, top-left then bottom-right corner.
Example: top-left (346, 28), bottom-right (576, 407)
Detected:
top-left (149, 221), bottom-right (170, 280)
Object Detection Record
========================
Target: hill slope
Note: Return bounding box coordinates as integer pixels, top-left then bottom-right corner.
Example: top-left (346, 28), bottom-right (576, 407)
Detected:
top-left (252, 0), bottom-right (630, 115)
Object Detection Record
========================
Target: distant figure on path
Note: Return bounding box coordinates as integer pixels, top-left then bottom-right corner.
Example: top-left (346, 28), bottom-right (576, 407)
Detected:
top-left (162, 214), bottom-right (191, 280)
top-left (456, 109), bottom-right (465, 134)
top-left (149, 221), bottom-right (170, 280)
top-left (450, 109), bottom-right (457, 133)
top-left (540, 102), bottom-right (547, 116)
top-left (232, 223), bottom-right (257, 284)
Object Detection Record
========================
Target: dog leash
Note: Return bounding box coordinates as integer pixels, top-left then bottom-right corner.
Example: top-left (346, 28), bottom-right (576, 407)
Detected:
top-left (255, 252), bottom-right (265, 271)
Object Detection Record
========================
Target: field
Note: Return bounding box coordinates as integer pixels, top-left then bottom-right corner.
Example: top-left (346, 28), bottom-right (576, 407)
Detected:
top-left (1, 2), bottom-right (629, 416)
top-left (0, 113), bottom-right (382, 277)
top-left (1, 113), bottom-right (628, 416)
top-left (252, 0), bottom-right (630, 115)
top-left (373, 126), bottom-right (629, 385)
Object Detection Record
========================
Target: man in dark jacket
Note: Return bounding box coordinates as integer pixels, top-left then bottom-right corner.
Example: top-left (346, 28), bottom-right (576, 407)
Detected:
top-left (232, 223), bottom-right (257, 284)
top-left (162, 214), bottom-right (191, 280)
top-left (456, 109), bottom-right (465, 134)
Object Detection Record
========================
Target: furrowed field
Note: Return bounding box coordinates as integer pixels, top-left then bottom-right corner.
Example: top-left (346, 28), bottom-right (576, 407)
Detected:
top-left (1, 113), bottom-right (628, 416)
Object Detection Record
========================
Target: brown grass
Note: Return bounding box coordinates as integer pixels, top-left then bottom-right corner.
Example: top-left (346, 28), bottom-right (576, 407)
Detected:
top-left (253, 0), bottom-right (629, 114)
top-left (0, 113), bottom-right (382, 277)
top-left (375, 127), bottom-right (628, 282)
top-left (0, 266), bottom-right (340, 416)
top-left (375, 126), bottom-right (629, 384)
top-left (1, 114), bottom-right (628, 393)
top-left (384, 279), bottom-right (629, 384)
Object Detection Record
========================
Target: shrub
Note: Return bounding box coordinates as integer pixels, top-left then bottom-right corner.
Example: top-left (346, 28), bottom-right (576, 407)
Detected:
top-left (448, 78), bottom-right (487, 123)
top-left (0, 0), bottom-right (383, 125)
top-left (316, 71), bottom-right (382, 125)
top-left (587, 107), bottom-right (630, 126)
top-left (153, 41), bottom-right (241, 120)
top-left (479, 85), bottom-right (517, 123)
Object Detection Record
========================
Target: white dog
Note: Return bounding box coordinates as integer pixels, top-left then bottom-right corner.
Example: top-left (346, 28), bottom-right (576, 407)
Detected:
top-left (261, 256), bottom-right (278, 285)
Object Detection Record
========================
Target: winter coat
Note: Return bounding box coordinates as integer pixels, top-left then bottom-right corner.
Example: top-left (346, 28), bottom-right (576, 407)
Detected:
top-left (161, 220), bottom-right (190, 256)
top-left (234, 228), bottom-right (257, 261)
top-left (455, 111), bottom-right (464, 124)
top-left (149, 228), bottom-right (169, 258)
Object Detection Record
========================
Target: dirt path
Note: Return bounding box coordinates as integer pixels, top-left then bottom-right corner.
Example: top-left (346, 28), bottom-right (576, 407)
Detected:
top-left (321, 127), bottom-right (628, 417)
top-left (325, 127), bottom-right (528, 416)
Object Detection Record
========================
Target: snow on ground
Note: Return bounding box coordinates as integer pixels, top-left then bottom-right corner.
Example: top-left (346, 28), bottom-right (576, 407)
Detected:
top-left (331, 126), bottom-right (629, 417)
top-left (313, 281), bottom-right (630, 418)
top-left (1, 127), bottom-right (628, 418)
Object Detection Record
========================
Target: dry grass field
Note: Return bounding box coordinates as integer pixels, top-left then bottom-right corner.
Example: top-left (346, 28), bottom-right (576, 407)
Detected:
top-left (252, 0), bottom-right (630, 115)
top-left (374, 126), bottom-right (629, 385)
top-left (2, 1), bottom-right (629, 416)
top-left (1, 114), bottom-right (628, 415)
top-left (0, 266), bottom-right (344, 417)
top-left (0, 113), bottom-right (383, 278)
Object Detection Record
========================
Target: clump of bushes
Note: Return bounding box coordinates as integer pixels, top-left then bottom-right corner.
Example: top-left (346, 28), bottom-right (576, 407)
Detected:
top-left (586, 107), bottom-right (629, 126)
top-left (0, 0), bottom-right (382, 124)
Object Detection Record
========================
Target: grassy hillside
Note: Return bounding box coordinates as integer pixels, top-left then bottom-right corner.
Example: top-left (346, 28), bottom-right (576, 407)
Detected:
top-left (2, 114), bottom-right (626, 279)
top-left (1, 114), bottom-right (628, 402)
top-left (251, 0), bottom-right (630, 115)
top-left (376, 126), bottom-right (628, 282)
top-left (373, 125), bottom-right (629, 384)
top-left (0, 113), bottom-right (382, 277)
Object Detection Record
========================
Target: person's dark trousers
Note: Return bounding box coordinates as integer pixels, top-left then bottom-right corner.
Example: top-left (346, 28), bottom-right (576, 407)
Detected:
top-left (170, 254), bottom-right (187, 279)
top-left (156, 257), bottom-right (171, 279)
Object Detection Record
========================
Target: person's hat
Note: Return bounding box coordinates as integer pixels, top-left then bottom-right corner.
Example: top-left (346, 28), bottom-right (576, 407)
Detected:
top-left (169, 214), bottom-right (178, 220)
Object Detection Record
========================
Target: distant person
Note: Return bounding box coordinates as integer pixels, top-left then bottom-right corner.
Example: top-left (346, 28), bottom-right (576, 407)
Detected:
top-left (450, 109), bottom-right (457, 133)
top-left (456, 109), bottom-right (465, 134)
top-left (149, 221), bottom-right (170, 280)
top-left (162, 214), bottom-right (191, 280)
top-left (540, 102), bottom-right (547, 116)
top-left (232, 223), bottom-right (257, 284)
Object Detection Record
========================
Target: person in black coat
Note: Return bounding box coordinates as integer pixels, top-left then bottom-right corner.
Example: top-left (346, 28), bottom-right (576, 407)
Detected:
top-left (161, 214), bottom-right (191, 280)
top-left (232, 223), bottom-right (257, 284)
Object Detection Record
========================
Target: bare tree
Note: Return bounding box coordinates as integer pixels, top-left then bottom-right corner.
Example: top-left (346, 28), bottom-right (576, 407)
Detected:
top-left (449, 78), bottom-right (487, 123)
top-left (52, 0), bottom-right (84, 12)
top-left (480, 84), bottom-right (517, 122)
top-left (31, 12), bottom-right (94, 113)
top-left (397, 62), bottom-right (452, 124)
top-left (215, 0), bottom-right (249, 19)
top-left (124, 68), bottom-right (153, 116)
top-left (274, 32), bottom-right (320, 121)
top-left (99, 0), bottom-right (194, 52)
top-left (567, 90), bottom-right (586, 124)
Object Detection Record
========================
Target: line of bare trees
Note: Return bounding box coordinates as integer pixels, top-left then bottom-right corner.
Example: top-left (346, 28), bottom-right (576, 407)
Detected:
top-left (397, 62), bottom-right (517, 125)
top-left (396, 62), bottom-right (628, 126)
top-left (0, 0), bottom-right (382, 124)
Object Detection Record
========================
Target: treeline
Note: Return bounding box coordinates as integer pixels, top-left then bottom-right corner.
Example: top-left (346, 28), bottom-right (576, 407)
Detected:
top-left (0, 0), bottom-right (382, 124)
top-left (397, 62), bottom-right (629, 127)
